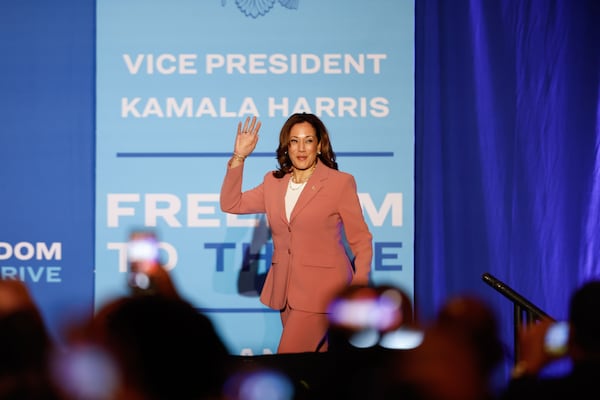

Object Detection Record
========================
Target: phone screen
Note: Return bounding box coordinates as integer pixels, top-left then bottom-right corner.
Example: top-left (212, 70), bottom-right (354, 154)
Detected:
top-left (127, 230), bottom-right (160, 293)
top-left (544, 321), bottom-right (569, 356)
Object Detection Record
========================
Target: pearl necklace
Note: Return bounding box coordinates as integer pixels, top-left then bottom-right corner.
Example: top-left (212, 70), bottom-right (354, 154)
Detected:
top-left (288, 164), bottom-right (315, 191)
top-left (291, 165), bottom-right (316, 183)
top-left (288, 180), bottom-right (306, 191)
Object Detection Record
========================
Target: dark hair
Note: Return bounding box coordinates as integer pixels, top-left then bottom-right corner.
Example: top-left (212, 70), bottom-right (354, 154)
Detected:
top-left (90, 295), bottom-right (231, 400)
top-left (435, 295), bottom-right (505, 375)
top-left (273, 113), bottom-right (338, 179)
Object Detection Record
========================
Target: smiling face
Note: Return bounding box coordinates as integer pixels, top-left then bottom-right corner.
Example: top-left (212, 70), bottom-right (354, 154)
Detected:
top-left (288, 121), bottom-right (321, 171)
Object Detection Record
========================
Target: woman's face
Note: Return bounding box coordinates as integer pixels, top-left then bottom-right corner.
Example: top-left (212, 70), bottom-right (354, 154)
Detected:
top-left (288, 121), bottom-right (321, 171)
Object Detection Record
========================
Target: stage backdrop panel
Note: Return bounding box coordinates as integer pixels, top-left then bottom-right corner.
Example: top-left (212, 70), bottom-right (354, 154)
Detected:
top-left (0, 0), bottom-right (96, 344)
top-left (96, 0), bottom-right (414, 355)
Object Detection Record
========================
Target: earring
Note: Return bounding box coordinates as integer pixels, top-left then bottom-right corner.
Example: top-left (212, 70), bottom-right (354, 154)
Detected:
top-left (318, 151), bottom-right (321, 155)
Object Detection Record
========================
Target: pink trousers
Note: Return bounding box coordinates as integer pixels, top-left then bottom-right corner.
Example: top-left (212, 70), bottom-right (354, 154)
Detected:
top-left (277, 303), bottom-right (329, 353)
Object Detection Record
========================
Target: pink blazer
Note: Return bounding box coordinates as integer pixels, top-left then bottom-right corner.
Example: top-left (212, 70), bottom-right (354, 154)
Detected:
top-left (220, 161), bottom-right (373, 313)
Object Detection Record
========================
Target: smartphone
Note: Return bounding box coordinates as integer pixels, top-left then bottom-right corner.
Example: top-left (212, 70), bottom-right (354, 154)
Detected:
top-left (544, 321), bottom-right (569, 356)
top-left (379, 327), bottom-right (424, 350)
top-left (127, 230), bottom-right (160, 294)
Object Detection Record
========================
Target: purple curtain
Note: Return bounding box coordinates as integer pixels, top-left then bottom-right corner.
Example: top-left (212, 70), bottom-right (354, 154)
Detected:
top-left (416, 0), bottom-right (600, 381)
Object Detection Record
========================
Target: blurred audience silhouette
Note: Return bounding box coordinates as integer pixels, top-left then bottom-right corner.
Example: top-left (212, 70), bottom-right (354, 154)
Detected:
top-left (58, 263), bottom-right (233, 400)
top-left (0, 278), bottom-right (64, 399)
top-left (7, 266), bottom-right (596, 400)
top-left (436, 294), bottom-right (506, 394)
top-left (309, 283), bottom-right (422, 400)
top-left (379, 293), bottom-right (505, 400)
top-left (500, 279), bottom-right (600, 400)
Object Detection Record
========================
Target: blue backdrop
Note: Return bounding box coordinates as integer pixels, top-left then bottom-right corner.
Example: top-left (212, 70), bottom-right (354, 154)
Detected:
top-left (1, 0), bottom-right (599, 386)
top-left (0, 1), bottom-right (96, 334)
top-left (94, 0), bottom-right (414, 355)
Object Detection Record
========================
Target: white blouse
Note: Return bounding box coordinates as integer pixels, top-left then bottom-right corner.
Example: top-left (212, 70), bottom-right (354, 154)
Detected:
top-left (285, 179), bottom-right (306, 221)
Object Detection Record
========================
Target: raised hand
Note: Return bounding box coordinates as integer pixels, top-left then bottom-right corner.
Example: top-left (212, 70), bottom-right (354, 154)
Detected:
top-left (234, 116), bottom-right (261, 159)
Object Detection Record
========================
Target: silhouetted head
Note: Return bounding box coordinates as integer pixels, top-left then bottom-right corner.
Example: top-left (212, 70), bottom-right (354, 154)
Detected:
top-left (0, 279), bottom-right (61, 399)
top-left (569, 279), bottom-right (600, 358)
top-left (87, 295), bottom-right (232, 400)
top-left (435, 294), bottom-right (505, 376)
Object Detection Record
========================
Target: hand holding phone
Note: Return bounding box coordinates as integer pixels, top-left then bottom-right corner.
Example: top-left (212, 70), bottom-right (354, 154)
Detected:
top-left (544, 321), bottom-right (569, 356)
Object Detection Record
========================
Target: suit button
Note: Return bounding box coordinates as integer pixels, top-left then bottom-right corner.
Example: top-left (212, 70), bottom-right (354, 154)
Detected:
top-left (288, 249), bottom-right (291, 254)
top-left (288, 226), bottom-right (291, 232)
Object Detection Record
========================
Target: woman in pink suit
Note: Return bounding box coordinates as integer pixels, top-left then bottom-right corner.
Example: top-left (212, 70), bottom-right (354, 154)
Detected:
top-left (220, 113), bottom-right (373, 353)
